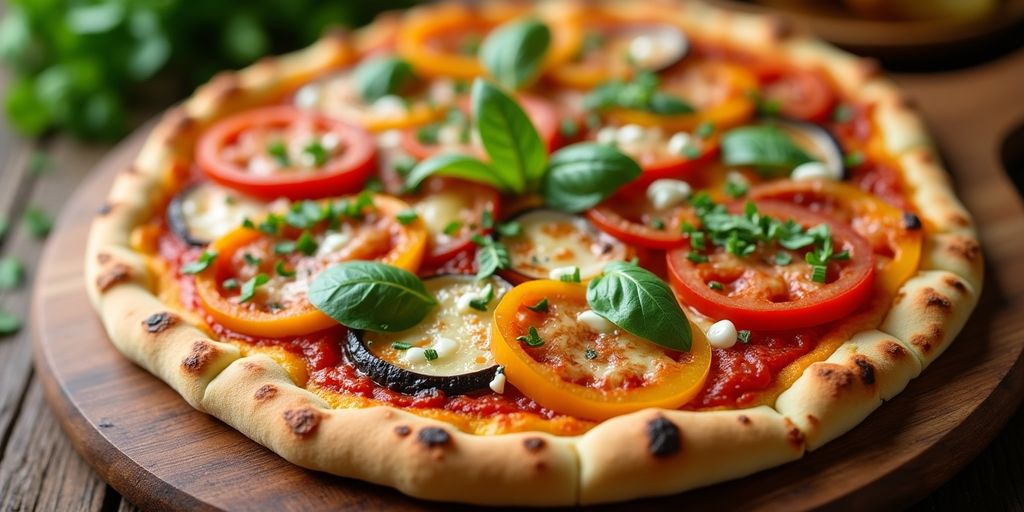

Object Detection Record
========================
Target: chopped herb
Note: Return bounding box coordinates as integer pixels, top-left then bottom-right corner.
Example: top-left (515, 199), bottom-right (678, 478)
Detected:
top-left (267, 140), bottom-right (290, 166)
top-left (810, 264), bottom-right (828, 283)
top-left (844, 151), bottom-right (865, 168)
top-left (258, 214), bottom-right (282, 235)
top-left (683, 144), bottom-right (702, 159)
top-left (243, 253), bottom-right (261, 266)
top-left (527, 298), bottom-right (549, 313)
top-left (453, 80), bottom-right (470, 94)
top-left (585, 348), bottom-right (598, 360)
top-left (443, 221), bottom-right (462, 236)
top-left (416, 124), bottom-right (441, 145)
top-left (222, 278), bottom-right (240, 290)
top-left (393, 156), bottom-right (417, 177)
top-left (708, 280), bottom-right (724, 291)
top-left (392, 342), bottom-right (412, 350)
top-left (480, 210), bottom-right (494, 229)
top-left (832, 104), bottom-right (854, 123)
top-left (0, 258), bottom-right (24, 290)
top-left (295, 231), bottom-right (318, 256)
top-left (516, 326), bottom-right (544, 347)
top-left (424, 348), bottom-right (440, 361)
top-left (23, 207), bottom-right (52, 238)
top-left (274, 241), bottom-right (296, 255)
top-left (275, 261), bottom-right (296, 278)
top-left (725, 178), bottom-right (748, 199)
top-left (363, 178), bottom-right (384, 193)
top-left (833, 250), bottom-right (851, 261)
top-left (182, 251), bottom-right (217, 274)
top-left (496, 221), bottom-right (522, 237)
top-left (302, 138), bottom-right (329, 167)
top-left (695, 121), bottom-right (715, 139)
top-left (396, 209), bottom-right (419, 225)
top-left (737, 330), bottom-right (751, 344)
top-left (773, 251), bottom-right (793, 266)
top-left (474, 236), bottom-right (510, 280)
top-left (559, 118), bottom-right (579, 139)
top-left (651, 218), bottom-right (666, 230)
top-left (687, 252), bottom-right (708, 264)
top-left (468, 283), bottom-right (495, 311)
top-left (559, 267), bottom-right (582, 283)
top-left (0, 310), bottom-right (21, 336)
top-left (242, 218), bottom-right (255, 229)
top-left (583, 72), bottom-right (694, 116)
top-left (238, 273), bottom-right (269, 303)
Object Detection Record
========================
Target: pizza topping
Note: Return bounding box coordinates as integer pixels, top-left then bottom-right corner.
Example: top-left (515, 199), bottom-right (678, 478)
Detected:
top-left (722, 120), bottom-right (844, 178)
top-left (706, 319), bottom-right (738, 349)
top-left (500, 209), bottom-right (632, 282)
top-left (488, 366), bottom-right (507, 394)
top-left (791, 161), bottom-right (841, 181)
top-left (407, 178), bottom-right (500, 267)
top-left (576, 309), bottom-right (616, 334)
top-left (310, 261), bottom-right (436, 333)
top-left (646, 179), bottom-right (692, 210)
top-left (625, 26), bottom-right (689, 72)
top-left (478, 18), bottom-right (551, 90)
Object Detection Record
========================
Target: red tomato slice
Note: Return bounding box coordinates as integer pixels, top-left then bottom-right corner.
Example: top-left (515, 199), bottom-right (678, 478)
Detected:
top-left (586, 189), bottom-right (698, 250)
top-left (407, 177), bottom-right (501, 266)
top-left (667, 201), bottom-right (875, 331)
top-left (196, 106), bottom-right (377, 200)
top-left (757, 67), bottom-right (836, 123)
top-left (400, 94), bottom-right (561, 160)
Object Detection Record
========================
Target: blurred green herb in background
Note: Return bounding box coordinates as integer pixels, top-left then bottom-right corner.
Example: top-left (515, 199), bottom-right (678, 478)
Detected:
top-left (0, 0), bottom-right (420, 140)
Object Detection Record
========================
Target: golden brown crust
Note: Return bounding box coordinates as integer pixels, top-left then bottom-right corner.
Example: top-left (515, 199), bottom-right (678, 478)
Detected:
top-left (83, 0), bottom-right (981, 505)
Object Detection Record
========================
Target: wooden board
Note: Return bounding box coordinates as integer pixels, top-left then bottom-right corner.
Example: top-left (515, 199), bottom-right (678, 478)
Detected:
top-left (31, 53), bottom-right (1024, 511)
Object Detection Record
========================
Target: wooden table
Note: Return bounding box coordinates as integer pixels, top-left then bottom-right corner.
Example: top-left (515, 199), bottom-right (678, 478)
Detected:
top-left (2, 52), bottom-right (1024, 512)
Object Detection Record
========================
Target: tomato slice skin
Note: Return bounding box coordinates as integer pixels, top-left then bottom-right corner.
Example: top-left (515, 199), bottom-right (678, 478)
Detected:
top-left (196, 106), bottom-right (377, 200)
top-left (667, 201), bottom-right (876, 331)
top-left (756, 66), bottom-right (837, 123)
top-left (491, 280), bottom-right (711, 421)
top-left (408, 177), bottom-right (501, 267)
top-left (586, 189), bottom-right (698, 250)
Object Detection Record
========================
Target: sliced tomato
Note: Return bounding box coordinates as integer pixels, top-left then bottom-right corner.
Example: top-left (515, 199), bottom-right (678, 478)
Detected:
top-left (667, 201), bottom-right (875, 331)
top-left (749, 180), bottom-right (922, 295)
top-left (491, 280), bottom-right (711, 421)
top-left (756, 66), bottom-right (837, 123)
top-left (396, 2), bottom-right (583, 81)
top-left (586, 189), bottom-right (698, 250)
top-left (298, 72), bottom-right (447, 133)
top-left (400, 94), bottom-right (561, 160)
top-left (194, 194), bottom-right (427, 337)
top-left (196, 106), bottom-right (377, 200)
top-left (407, 177), bottom-right (500, 266)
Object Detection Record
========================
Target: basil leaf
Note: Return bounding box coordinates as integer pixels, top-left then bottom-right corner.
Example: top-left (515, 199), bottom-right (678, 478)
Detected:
top-left (404, 153), bottom-right (509, 191)
top-left (308, 261), bottom-right (437, 332)
top-left (353, 56), bottom-right (416, 103)
top-left (542, 143), bottom-right (641, 213)
top-left (648, 92), bottom-right (695, 115)
top-left (586, 261), bottom-right (692, 351)
top-left (472, 79), bottom-right (545, 192)
top-left (721, 125), bottom-right (815, 173)
top-left (475, 238), bottom-right (510, 280)
top-left (478, 18), bottom-right (551, 90)
top-left (0, 258), bottom-right (24, 290)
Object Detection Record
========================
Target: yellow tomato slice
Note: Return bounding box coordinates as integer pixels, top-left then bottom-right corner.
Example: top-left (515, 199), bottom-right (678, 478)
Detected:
top-left (491, 280), bottom-right (711, 421)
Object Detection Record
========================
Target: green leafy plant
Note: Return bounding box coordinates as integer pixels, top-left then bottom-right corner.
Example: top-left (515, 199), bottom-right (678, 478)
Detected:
top-left (586, 261), bottom-right (693, 351)
top-left (308, 261), bottom-right (437, 332)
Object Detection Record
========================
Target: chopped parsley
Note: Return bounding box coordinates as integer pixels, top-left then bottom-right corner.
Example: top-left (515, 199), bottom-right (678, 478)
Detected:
top-left (496, 221), bottom-right (522, 237)
top-left (275, 261), bottom-right (296, 278)
top-left (392, 342), bottom-right (413, 350)
top-left (687, 252), bottom-right (708, 264)
top-left (468, 284), bottom-right (495, 312)
top-left (695, 121), bottom-right (715, 139)
top-left (424, 348), bottom-right (440, 361)
top-left (222, 278), bottom-right (240, 290)
top-left (738, 330), bottom-right (752, 344)
top-left (302, 138), bottom-right (329, 167)
top-left (238, 273), bottom-right (269, 303)
top-left (559, 267), bottom-right (582, 283)
top-left (516, 326), bottom-right (544, 347)
top-left (651, 218), bottom-right (666, 230)
top-left (242, 253), bottom-right (261, 267)
top-left (585, 348), bottom-right (598, 360)
top-left (707, 280), bottom-right (724, 291)
top-left (526, 298), bottom-right (549, 313)
top-left (295, 231), bottom-right (318, 256)
top-left (583, 71), bottom-right (694, 116)
top-left (443, 220), bottom-right (462, 236)
top-left (396, 209), bottom-right (419, 225)
top-left (267, 140), bottom-right (290, 166)
top-left (724, 178), bottom-right (748, 199)
top-left (182, 251), bottom-right (217, 275)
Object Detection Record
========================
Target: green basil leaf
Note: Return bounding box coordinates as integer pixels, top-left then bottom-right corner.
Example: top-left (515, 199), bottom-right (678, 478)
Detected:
top-left (586, 261), bottom-right (692, 351)
top-left (721, 125), bottom-right (815, 173)
top-left (0, 258), bottom-right (23, 290)
top-left (404, 153), bottom-right (509, 191)
top-left (648, 92), bottom-right (695, 115)
top-left (542, 143), bottom-right (642, 213)
top-left (353, 55), bottom-right (416, 103)
top-left (475, 238), bottom-right (510, 280)
top-left (478, 18), bottom-right (551, 90)
top-left (472, 79), bottom-right (545, 192)
top-left (0, 310), bottom-right (21, 336)
top-left (308, 261), bottom-right (437, 332)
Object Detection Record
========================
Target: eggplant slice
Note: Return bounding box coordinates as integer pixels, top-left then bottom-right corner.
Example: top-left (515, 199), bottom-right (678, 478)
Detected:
top-left (346, 274), bottom-right (511, 396)
top-left (167, 182), bottom-right (269, 246)
top-left (772, 117), bottom-right (847, 179)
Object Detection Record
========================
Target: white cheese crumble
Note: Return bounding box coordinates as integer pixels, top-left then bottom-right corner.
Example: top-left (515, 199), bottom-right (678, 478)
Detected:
top-left (596, 126), bottom-right (618, 146)
top-left (666, 132), bottom-right (694, 156)
top-left (726, 170), bottom-right (749, 188)
top-left (370, 95), bottom-right (407, 117)
top-left (577, 310), bottom-right (616, 333)
top-left (457, 284), bottom-right (494, 312)
top-left (377, 130), bottom-right (403, 150)
top-left (646, 179), bottom-right (692, 210)
top-left (791, 161), bottom-right (841, 181)
top-left (489, 370), bottom-right (506, 394)
top-left (616, 124), bottom-right (647, 146)
top-left (707, 319), bottom-right (738, 349)
top-left (317, 231), bottom-right (351, 257)
top-left (293, 84), bottom-right (321, 109)
top-left (548, 266), bottom-right (580, 281)
top-left (432, 336), bottom-right (459, 359)
top-left (402, 347), bottom-right (426, 364)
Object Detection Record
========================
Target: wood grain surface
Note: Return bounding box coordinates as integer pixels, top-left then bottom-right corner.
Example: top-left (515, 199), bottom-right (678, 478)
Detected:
top-left (18, 41), bottom-right (1024, 512)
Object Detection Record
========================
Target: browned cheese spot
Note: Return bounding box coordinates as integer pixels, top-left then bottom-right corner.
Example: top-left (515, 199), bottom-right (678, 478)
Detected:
top-left (96, 253), bottom-right (112, 265)
top-left (418, 427), bottom-right (451, 448)
top-left (852, 356), bottom-right (876, 386)
top-left (394, 425), bottom-right (411, 437)
top-left (143, 312), bottom-right (178, 333)
top-left (254, 384), bottom-right (277, 402)
top-left (96, 263), bottom-right (132, 292)
top-left (814, 364), bottom-right (855, 397)
top-left (523, 437), bottom-right (546, 453)
top-left (283, 407), bottom-right (322, 437)
top-left (806, 414), bottom-right (820, 428)
top-left (645, 416), bottom-right (681, 458)
top-left (181, 340), bottom-right (216, 374)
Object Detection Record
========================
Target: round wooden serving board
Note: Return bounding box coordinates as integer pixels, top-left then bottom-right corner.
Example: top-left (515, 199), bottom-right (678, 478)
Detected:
top-left (32, 52), bottom-right (1024, 510)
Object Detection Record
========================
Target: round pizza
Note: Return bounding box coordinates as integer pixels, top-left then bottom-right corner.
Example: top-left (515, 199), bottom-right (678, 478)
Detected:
top-left (84, 0), bottom-right (983, 505)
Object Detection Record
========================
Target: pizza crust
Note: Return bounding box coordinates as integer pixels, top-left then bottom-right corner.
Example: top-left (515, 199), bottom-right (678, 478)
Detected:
top-left (81, 0), bottom-right (984, 505)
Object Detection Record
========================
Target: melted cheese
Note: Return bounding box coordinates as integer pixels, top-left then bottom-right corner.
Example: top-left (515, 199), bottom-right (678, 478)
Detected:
top-left (365, 275), bottom-right (511, 376)
top-left (505, 210), bottom-right (629, 280)
top-left (180, 183), bottom-right (268, 242)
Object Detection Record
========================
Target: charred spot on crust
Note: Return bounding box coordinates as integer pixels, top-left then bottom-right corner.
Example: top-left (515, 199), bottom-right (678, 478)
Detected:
top-left (922, 288), bottom-right (953, 310)
top-left (815, 364), bottom-right (855, 396)
top-left (806, 414), bottom-right (820, 428)
top-left (181, 340), bottom-right (215, 374)
top-left (944, 276), bottom-right (968, 293)
top-left (283, 407), bottom-right (321, 437)
top-left (96, 263), bottom-right (132, 292)
top-left (646, 416), bottom-right (681, 458)
top-left (418, 427), bottom-right (451, 448)
top-left (394, 425), bottom-right (411, 437)
top-left (523, 437), bottom-right (546, 453)
top-left (768, 16), bottom-right (794, 40)
top-left (881, 340), bottom-right (908, 359)
top-left (737, 414), bottom-right (752, 426)
top-left (911, 326), bottom-right (944, 353)
top-left (948, 237), bottom-right (981, 262)
top-left (143, 312), bottom-right (178, 333)
top-left (902, 212), bottom-right (922, 231)
top-left (852, 356), bottom-right (876, 386)
top-left (97, 253), bottom-right (112, 265)
top-left (254, 384), bottom-right (277, 401)
top-left (784, 419), bottom-right (806, 448)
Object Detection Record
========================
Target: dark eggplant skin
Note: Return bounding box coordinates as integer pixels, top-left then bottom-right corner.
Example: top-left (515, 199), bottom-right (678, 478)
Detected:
top-left (772, 117), bottom-right (848, 179)
top-left (344, 329), bottom-right (500, 396)
top-left (166, 184), bottom-right (210, 247)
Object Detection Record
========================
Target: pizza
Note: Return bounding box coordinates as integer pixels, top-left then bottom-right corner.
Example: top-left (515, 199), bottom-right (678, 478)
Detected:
top-left (84, 0), bottom-right (983, 505)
